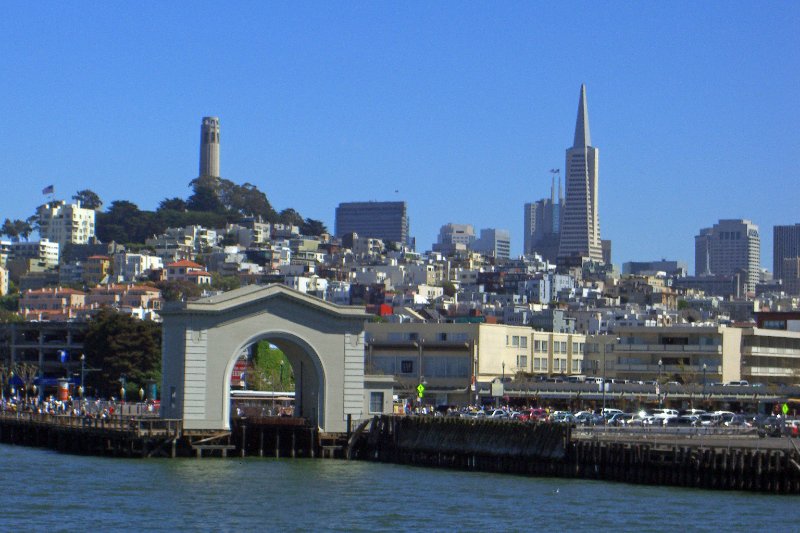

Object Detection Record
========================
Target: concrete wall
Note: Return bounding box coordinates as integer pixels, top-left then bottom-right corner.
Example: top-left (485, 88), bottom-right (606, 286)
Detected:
top-left (160, 285), bottom-right (368, 433)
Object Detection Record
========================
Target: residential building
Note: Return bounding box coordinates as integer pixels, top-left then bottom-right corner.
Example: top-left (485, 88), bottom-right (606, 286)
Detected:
top-left (113, 252), bottom-right (164, 283)
top-left (558, 84), bottom-right (602, 262)
top-left (335, 201), bottom-right (410, 247)
top-left (37, 200), bottom-right (96, 250)
top-left (82, 255), bottom-right (111, 286)
top-left (695, 219), bottom-right (760, 294)
top-left (19, 287), bottom-right (86, 321)
top-left (165, 259), bottom-right (212, 285)
top-left (773, 224), bottom-right (800, 282)
top-left (0, 266), bottom-right (8, 296)
top-left (11, 239), bottom-right (59, 268)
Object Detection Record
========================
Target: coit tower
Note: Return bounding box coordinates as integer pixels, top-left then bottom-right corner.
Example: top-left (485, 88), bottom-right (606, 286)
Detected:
top-left (199, 116), bottom-right (220, 178)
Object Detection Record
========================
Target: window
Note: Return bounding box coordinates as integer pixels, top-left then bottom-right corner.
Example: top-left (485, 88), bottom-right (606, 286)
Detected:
top-left (534, 340), bottom-right (541, 352)
top-left (572, 359), bottom-right (579, 372)
top-left (554, 342), bottom-right (560, 354)
top-left (401, 360), bottom-right (414, 374)
top-left (572, 342), bottom-right (579, 353)
top-left (520, 337), bottom-right (527, 348)
top-left (369, 392), bottom-right (384, 414)
top-left (517, 355), bottom-right (528, 369)
top-left (534, 357), bottom-right (541, 370)
top-left (561, 358), bottom-right (567, 370)
top-left (512, 336), bottom-right (520, 347)
top-left (561, 341), bottom-right (567, 353)
top-left (554, 359), bottom-right (560, 371)
top-left (542, 341), bottom-right (548, 352)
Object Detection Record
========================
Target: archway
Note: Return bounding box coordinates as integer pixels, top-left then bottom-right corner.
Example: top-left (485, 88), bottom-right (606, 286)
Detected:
top-left (160, 284), bottom-right (368, 433)
top-left (225, 332), bottom-right (324, 427)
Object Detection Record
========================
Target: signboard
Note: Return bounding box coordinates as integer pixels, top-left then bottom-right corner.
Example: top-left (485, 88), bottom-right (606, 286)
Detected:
top-left (417, 383), bottom-right (425, 398)
top-left (783, 403), bottom-right (789, 416)
top-left (491, 379), bottom-right (504, 398)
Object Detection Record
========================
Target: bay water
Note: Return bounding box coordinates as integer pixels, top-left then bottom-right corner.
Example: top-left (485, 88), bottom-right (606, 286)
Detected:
top-left (0, 444), bottom-right (794, 532)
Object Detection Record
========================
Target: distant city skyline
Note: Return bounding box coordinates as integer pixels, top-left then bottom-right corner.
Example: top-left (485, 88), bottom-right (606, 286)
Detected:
top-left (1, 4), bottom-right (797, 271)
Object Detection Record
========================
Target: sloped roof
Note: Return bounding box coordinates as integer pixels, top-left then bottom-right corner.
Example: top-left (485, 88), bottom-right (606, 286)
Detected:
top-left (162, 283), bottom-right (368, 319)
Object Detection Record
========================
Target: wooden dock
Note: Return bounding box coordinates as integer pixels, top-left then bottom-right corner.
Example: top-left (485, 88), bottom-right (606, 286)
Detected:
top-left (354, 415), bottom-right (800, 494)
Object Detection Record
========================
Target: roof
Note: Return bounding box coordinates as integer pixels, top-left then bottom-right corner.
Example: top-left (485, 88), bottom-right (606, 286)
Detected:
top-left (167, 259), bottom-right (204, 268)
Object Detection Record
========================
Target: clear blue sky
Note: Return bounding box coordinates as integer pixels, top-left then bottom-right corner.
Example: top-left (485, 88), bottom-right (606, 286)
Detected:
top-left (1, 2), bottom-right (798, 273)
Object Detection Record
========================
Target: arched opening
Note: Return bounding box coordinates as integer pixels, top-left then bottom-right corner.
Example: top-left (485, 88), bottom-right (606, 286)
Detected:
top-left (223, 331), bottom-right (326, 430)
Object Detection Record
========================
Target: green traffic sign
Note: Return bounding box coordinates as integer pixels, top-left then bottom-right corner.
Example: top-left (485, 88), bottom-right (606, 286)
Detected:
top-left (782, 403), bottom-right (789, 415)
top-left (417, 383), bottom-right (425, 397)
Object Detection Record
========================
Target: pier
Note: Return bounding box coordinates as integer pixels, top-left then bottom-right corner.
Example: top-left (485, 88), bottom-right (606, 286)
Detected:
top-left (353, 415), bottom-right (800, 494)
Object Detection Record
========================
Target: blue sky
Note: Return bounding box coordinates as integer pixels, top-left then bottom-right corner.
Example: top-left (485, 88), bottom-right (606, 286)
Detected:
top-left (1, 2), bottom-right (798, 273)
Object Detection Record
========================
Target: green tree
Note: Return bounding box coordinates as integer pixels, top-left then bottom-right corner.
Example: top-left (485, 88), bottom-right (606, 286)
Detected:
top-left (1, 218), bottom-right (17, 240)
top-left (301, 218), bottom-right (327, 236)
top-left (156, 280), bottom-right (202, 302)
top-left (82, 308), bottom-right (161, 398)
top-left (157, 197), bottom-right (187, 212)
top-left (250, 341), bottom-right (294, 391)
top-left (72, 189), bottom-right (103, 210)
top-left (279, 208), bottom-right (304, 227)
top-left (211, 273), bottom-right (241, 292)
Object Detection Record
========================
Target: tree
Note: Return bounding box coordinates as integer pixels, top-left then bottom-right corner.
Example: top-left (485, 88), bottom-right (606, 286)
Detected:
top-left (249, 341), bottom-right (294, 391)
top-left (1, 219), bottom-right (17, 240)
top-left (301, 218), bottom-right (328, 236)
top-left (156, 280), bottom-right (202, 302)
top-left (73, 189), bottom-right (103, 210)
top-left (279, 208), bottom-right (304, 227)
top-left (82, 308), bottom-right (161, 398)
top-left (211, 273), bottom-right (241, 292)
top-left (158, 197), bottom-right (188, 212)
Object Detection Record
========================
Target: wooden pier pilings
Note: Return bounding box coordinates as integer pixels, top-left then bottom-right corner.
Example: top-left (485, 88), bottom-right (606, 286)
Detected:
top-left (0, 412), bottom-right (182, 458)
top-left (355, 416), bottom-right (800, 494)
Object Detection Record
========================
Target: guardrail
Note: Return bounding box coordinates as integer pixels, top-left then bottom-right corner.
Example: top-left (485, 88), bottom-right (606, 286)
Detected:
top-left (0, 411), bottom-right (182, 438)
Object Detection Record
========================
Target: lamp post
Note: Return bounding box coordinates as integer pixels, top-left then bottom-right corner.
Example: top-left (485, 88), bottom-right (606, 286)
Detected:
top-left (658, 359), bottom-right (663, 407)
top-left (80, 354), bottom-right (85, 394)
top-left (702, 363), bottom-right (707, 400)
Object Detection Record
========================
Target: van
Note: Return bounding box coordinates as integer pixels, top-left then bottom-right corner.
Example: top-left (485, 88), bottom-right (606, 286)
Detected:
top-left (566, 375), bottom-right (586, 383)
top-left (587, 377), bottom-right (604, 385)
top-left (725, 380), bottom-right (749, 386)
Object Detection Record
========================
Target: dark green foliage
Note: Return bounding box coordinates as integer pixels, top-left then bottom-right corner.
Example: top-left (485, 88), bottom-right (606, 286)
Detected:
top-left (300, 218), bottom-right (327, 236)
top-left (72, 189), bottom-right (103, 210)
top-left (155, 280), bottom-right (202, 302)
top-left (249, 341), bottom-right (294, 391)
top-left (211, 273), bottom-right (241, 292)
top-left (82, 308), bottom-right (161, 398)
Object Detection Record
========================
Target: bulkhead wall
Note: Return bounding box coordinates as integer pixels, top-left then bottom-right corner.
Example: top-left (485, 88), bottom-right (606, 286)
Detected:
top-left (160, 286), bottom-right (367, 434)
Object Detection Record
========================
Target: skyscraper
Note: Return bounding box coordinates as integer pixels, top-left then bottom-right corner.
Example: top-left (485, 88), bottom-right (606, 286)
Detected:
top-left (523, 172), bottom-right (562, 262)
top-left (558, 85), bottom-right (602, 262)
top-left (199, 116), bottom-right (220, 178)
top-left (695, 219), bottom-right (761, 293)
top-left (773, 224), bottom-right (800, 281)
top-left (335, 201), bottom-right (410, 246)
top-left (472, 228), bottom-right (511, 260)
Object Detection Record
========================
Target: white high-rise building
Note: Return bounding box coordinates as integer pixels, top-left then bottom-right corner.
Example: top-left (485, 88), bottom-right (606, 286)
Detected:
top-left (433, 223), bottom-right (476, 255)
top-left (695, 219), bottom-right (761, 293)
top-left (558, 85), bottom-right (602, 262)
top-left (472, 228), bottom-right (511, 260)
top-left (37, 201), bottom-right (96, 249)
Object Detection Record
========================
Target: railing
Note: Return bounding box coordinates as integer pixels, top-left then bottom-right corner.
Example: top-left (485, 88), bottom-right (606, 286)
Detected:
top-left (0, 411), bottom-right (182, 438)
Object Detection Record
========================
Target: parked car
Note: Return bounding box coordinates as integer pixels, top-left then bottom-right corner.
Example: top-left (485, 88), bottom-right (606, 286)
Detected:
top-left (486, 409), bottom-right (510, 420)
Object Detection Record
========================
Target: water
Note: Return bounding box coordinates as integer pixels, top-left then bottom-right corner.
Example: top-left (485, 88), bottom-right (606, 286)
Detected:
top-left (0, 444), bottom-right (794, 532)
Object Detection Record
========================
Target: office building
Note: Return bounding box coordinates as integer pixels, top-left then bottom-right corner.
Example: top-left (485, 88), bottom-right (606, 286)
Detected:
top-left (335, 201), bottom-right (410, 246)
top-left (523, 173), bottom-right (562, 262)
top-left (199, 116), bottom-right (220, 178)
top-left (773, 224), bottom-right (800, 282)
top-left (558, 84), bottom-right (602, 262)
top-left (695, 219), bottom-right (760, 294)
top-left (433, 223), bottom-right (475, 255)
top-left (472, 228), bottom-right (511, 260)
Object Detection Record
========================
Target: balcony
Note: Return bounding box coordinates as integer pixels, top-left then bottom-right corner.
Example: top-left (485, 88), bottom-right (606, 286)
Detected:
top-left (616, 344), bottom-right (721, 354)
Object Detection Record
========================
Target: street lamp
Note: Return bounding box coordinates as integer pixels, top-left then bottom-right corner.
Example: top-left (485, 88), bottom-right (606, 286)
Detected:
top-left (702, 363), bottom-right (707, 400)
top-left (80, 354), bottom-right (85, 393)
top-left (658, 359), bottom-right (663, 408)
